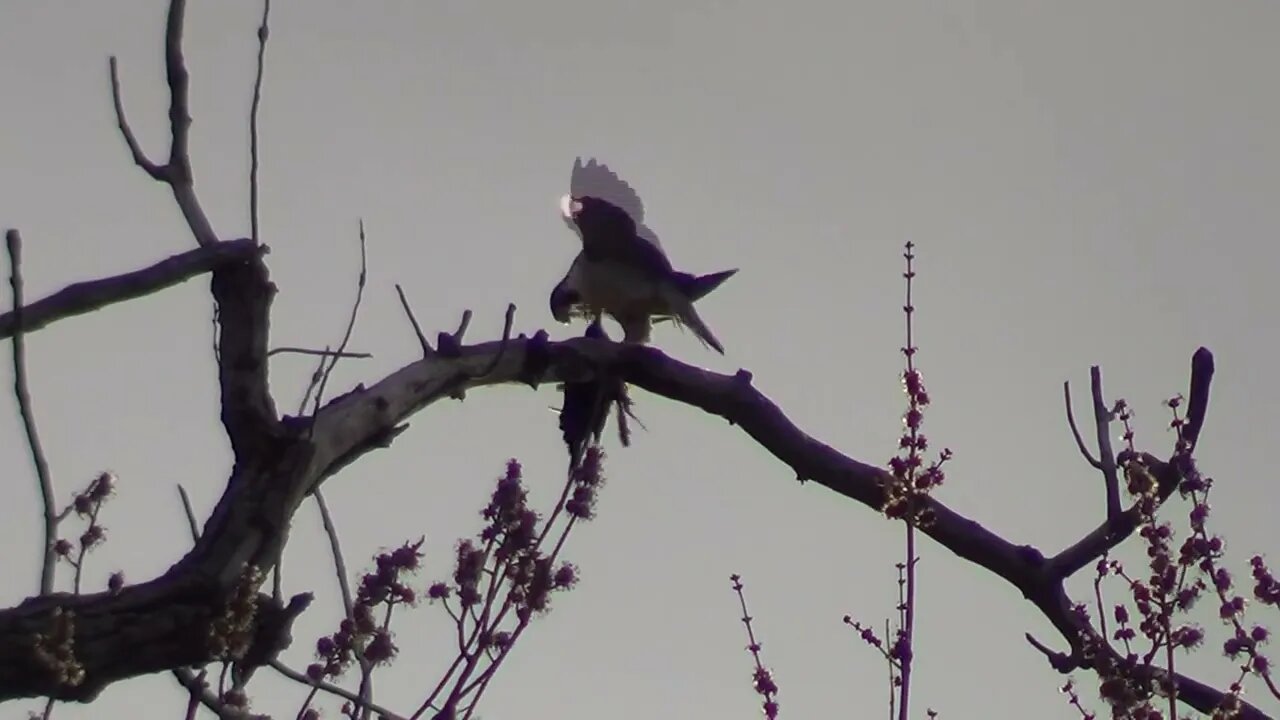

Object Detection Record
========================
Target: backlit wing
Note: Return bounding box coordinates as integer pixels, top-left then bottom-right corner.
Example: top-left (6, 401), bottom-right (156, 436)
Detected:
top-left (570, 157), bottom-right (645, 226)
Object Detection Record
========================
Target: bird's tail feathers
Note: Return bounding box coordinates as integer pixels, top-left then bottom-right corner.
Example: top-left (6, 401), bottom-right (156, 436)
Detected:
top-left (673, 301), bottom-right (726, 354)
top-left (675, 268), bottom-right (738, 302)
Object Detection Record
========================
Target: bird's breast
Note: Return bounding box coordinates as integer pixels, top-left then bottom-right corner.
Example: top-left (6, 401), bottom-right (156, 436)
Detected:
top-left (576, 259), bottom-right (668, 314)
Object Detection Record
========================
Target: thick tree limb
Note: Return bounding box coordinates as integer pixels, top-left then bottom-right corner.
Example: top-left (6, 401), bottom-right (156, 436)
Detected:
top-left (208, 252), bottom-right (280, 460)
top-left (0, 238), bottom-right (259, 340)
top-left (0, 330), bottom-right (1251, 716)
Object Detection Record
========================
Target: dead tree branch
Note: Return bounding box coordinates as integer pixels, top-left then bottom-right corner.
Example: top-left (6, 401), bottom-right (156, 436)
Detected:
top-left (0, 332), bottom-right (1246, 716)
top-left (0, 238), bottom-right (259, 340)
top-left (1089, 366), bottom-right (1123, 522)
top-left (6, 230), bottom-right (59, 595)
top-left (1062, 381), bottom-right (1101, 470)
top-left (248, 0), bottom-right (270, 245)
top-left (266, 347), bottom-right (371, 359)
top-left (394, 283), bottom-right (434, 356)
top-left (108, 0), bottom-right (218, 246)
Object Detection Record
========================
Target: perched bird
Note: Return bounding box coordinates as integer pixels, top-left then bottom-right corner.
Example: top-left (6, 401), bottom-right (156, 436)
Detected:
top-left (549, 158), bottom-right (737, 354)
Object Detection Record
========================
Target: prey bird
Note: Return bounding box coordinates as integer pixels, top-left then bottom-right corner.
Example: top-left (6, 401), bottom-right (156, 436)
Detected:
top-left (549, 158), bottom-right (737, 354)
top-left (557, 319), bottom-right (641, 472)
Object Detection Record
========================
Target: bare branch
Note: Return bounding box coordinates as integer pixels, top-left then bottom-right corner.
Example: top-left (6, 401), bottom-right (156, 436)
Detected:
top-left (163, 0), bottom-right (192, 180)
top-left (6, 230), bottom-right (58, 596)
top-left (248, 0), bottom-right (270, 245)
top-left (297, 347), bottom-right (329, 418)
top-left (394, 283), bottom-right (434, 356)
top-left (0, 338), bottom-right (1237, 717)
top-left (108, 0), bottom-right (219, 246)
top-left (1062, 381), bottom-right (1101, 469)
top-left (1182, 347), bottom-right (1214, 451)
top-left (453, 309), bottom-right (472, 340)
top-left (177, 485), bottom-right (200, 543)
top-left (107, 57), bottom-right (164, 180)
top-left (1049, 351), bottom-right (1216, 578)
top-left (314, 490), bottom-right (353, 617)
top-left (1090, 366), bottom-right (1122, 522)
top-left (267, 347), bottom-right (371, 360)
top-left (311, 220), bottom-right (369, 414)
top-left (469, 303), bottom-right (517, 380)
top-left (267, 661), bottom-right (405, 720)
top-left (305, 220), bottom-right (376, 707)
top-left (0, 238), bottom-right (259, 341)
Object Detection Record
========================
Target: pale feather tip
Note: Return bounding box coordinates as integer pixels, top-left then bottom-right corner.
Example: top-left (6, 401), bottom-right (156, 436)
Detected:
top-left (559, 194), bottom-right (582, 220)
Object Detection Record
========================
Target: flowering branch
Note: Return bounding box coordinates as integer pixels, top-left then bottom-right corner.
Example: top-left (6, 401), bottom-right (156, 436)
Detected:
top-left (729, 574), bottom-right (780, 719)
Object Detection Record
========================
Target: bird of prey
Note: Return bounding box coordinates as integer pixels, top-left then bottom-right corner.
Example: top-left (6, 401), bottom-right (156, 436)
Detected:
top-left (549, 158), bottom-right (737, 354)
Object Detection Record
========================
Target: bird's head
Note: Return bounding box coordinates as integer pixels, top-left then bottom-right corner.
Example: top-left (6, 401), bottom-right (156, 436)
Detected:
top-left (549, 280), bottom-right (580, 324)
top-left (560, 194), bottom-right (636, 237)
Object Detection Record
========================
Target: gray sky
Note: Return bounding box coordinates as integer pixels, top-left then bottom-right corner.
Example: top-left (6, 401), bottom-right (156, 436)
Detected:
top-left (3, 1), bottom-right (1279, 718)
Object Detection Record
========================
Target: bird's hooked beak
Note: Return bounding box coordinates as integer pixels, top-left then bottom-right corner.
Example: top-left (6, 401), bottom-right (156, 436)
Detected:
top-left (549, 280), bottom-right (578, 324)
top-left (559, 194), bottom-right (583, 221)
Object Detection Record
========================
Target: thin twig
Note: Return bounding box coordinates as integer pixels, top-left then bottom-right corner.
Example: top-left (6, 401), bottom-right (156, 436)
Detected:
top-left (469, 303), bottom-right (517, 378)
top-left (7, 230), bottom-right (58, 595)
top-left (311, 220), bottom-right (369, 419)
top-left (457, 617), bottom-right (532, 719)
top-left (314, 490), bottom-right (354, 617)
top-left (268, 662), bottom-right (405, 720)
top-left (295, 686), bottom-right (320, 720)
top-left (267, 346), bottom-right (372, 359)
top-left (107, 57), bottom-right (164, 180)
top-left (183, 669), bottom-right (207, 720)
top-left (305, 222), bottom-right (375, 709)
top-left (885, 618), bottom-right (895, 720)
top-left (729, 574), bottom-right (779, 720)
top-left (453, 309), bottom-right (472, 341)
top-left (109, 0), bottom-right (219, 246)
top-left (898, 527), bottom-right (916, 720)
top-left (248, 0), bottom-right (270, 245)
top-left (297, 348), bottom-right (329, 417)
top-left (1063, 381), bottom-right (1101, 469)
top-left (178, 484), bottom-right (200, 542)
top-left (1089, 366), bottom-right (1121, 522)
top-left (394, 283), bottom-right (434, 356)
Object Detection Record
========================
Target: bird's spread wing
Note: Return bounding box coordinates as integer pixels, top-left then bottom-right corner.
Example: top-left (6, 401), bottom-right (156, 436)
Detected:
top-left (565, 158), bottom-right (668, 263)
top-left (570, 157), bottom-right (645, 226)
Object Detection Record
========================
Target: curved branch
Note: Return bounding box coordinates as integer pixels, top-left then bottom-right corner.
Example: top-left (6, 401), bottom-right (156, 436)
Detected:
top-left (0, 331), bottom-right (1245, 716)
top-left (0, 238), bottom-right (259, 340)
